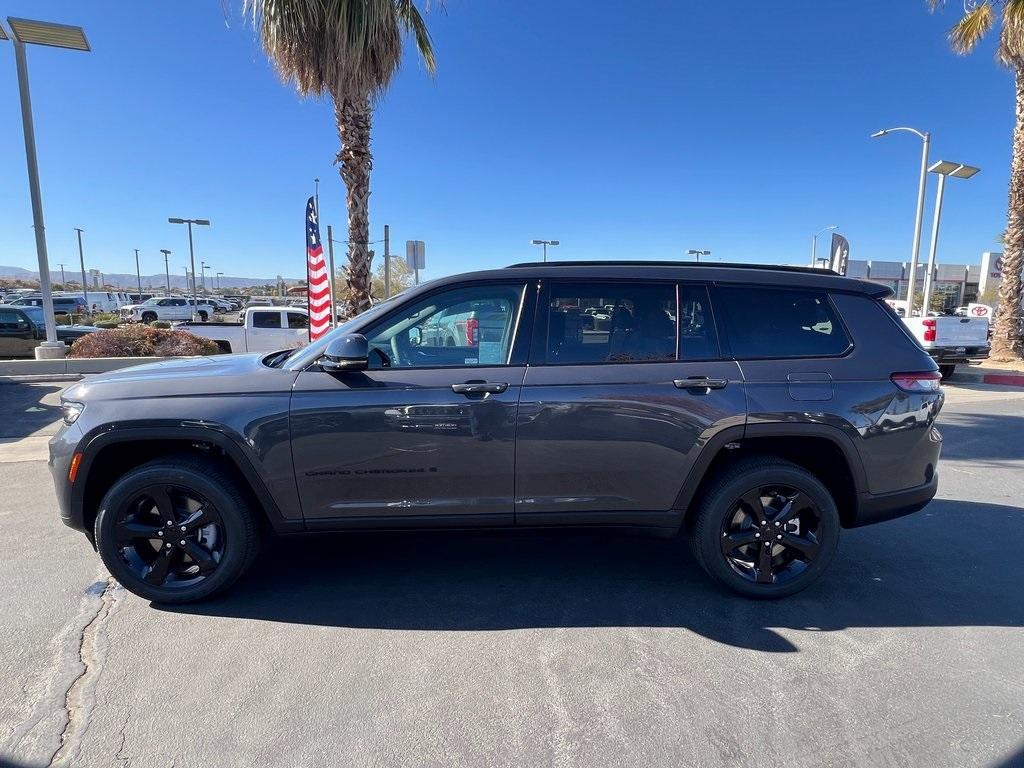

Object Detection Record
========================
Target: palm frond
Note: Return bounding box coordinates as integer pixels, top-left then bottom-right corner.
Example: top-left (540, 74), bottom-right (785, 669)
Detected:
top-left (395, 0), bottom-right (437, 75)
top-left (950, 1), bottom-right (995, 54)
top-left (1001, 0), bottom-right (1024, 63)
top-left (925, 0), bottom-right (945, 12)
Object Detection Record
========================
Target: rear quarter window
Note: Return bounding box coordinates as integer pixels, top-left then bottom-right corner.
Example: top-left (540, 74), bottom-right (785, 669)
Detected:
top-left (715, 286), bottom-right (852, 359)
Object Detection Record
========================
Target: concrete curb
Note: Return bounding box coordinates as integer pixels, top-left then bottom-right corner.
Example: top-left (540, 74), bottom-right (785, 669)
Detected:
top-left (949, 366), bottom-right (1024, 388)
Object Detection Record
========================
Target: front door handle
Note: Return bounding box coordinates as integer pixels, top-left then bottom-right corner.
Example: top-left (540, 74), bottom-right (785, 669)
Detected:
top-left (674, 376), bottom-right (729, 391)
top-left (451, 382), bottom-right (509, 395)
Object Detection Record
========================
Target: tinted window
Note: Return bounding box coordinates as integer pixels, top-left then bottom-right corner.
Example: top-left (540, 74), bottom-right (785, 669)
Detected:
top-left (252, 311), bottom-right (282, 329)
top-left (545, 282), bottom-right (676, 364)
top-left (366, 283), bottom-right (524, 369)
top-left (0, 310), bottom-right (29, 329)
top-left (716, 286), bottom-right (851, 359)
top-left (287, 312), bottom-right (308, 329)
top-left (678, 284), bottom-right (720, 360)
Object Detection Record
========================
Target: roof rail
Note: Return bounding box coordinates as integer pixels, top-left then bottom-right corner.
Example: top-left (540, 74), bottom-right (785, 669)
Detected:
top-left (505, 260), bottom-right (838, 275)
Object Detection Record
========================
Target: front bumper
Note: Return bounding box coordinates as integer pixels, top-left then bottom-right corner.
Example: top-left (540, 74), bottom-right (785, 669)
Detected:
top-left (48, 421), bottom-right (84, 529)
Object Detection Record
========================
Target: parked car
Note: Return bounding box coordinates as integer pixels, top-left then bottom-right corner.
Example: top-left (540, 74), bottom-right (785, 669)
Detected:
top-left (10, 295), bottom-right (88, 316)
top-left (51, 261), bottom-right (944, 604)
top-left (900, 314), bottom-right (989, 379)
top-left (0, 304), bottom-right (98, 357)
top-left (120, 297), bottom-right (216, 323)
top-left (176, 306), bottom-right (309, 353)
top-left (246, 296), bottom-right (275, 307)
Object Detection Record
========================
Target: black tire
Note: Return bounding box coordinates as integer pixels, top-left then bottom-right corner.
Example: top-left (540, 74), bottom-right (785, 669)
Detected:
top-left (939, 364), bottom-right (956, 380)
top-left (94, 456), bottom-right (260, 604)
top-left (197, 310), bottom-right (209, 322)
top-left (141, 312), bottom-right (157, 323)
top-left (689, 457), bottom-right (840, 599)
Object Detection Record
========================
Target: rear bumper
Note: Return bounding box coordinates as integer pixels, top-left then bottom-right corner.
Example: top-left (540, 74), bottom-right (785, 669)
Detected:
top-left (850, 472), bottom-right (938, 528)
top-left (927, 347), bottom-right (989, 365)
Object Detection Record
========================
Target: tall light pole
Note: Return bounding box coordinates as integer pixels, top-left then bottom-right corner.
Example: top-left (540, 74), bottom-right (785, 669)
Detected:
top-left (921, 160), bottom-right (980, 314)
top-left (57, 263), bottom-right (65, 287)
top-left (74, 227), bottom-right (89, 313)
top-left (810, 226), bottom-right (837, 267)
top-left (871, 127), bottom-right (931, 310)
top-left (201, 264), bottom-right (210, 293)
top-left (687, 249), bottom-right (711, 262)
top-left (169, 217), bottom-right (209, 319)
top-left (3, 17), bottom-right (90, 356)
top-left (216, 271), bottom-right (224, 291)
top-left (530, 239), bottom-right (559, 262)
top-left (133, 248), bottom-right (143, 298)
top-left (160, 249), bottom-right (171, 294)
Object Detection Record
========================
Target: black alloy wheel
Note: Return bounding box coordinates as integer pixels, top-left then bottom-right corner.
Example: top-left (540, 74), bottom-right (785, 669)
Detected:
top-left (719, 484), bottom-right (823, 586)
top-left (689, 457), bottom-right (840, 598)
top-left (94, 457), bottom-right (259, 603)
top-left (113, 484), bottom-right (224, 589)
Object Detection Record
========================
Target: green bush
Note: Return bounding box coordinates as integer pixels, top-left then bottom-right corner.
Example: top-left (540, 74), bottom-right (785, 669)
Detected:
top-left (67, 326), bottom-right (220, 359)
top-left (94, 321), bottom-right (120, 329)
top-left (149, 321), bottom-right (171, 329)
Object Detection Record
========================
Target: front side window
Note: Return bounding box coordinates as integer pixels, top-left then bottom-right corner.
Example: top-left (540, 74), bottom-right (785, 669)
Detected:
top-left (253, 311), bottom-right (282, 329)
top-left (544, 282), bottom-right (677, 364)
top-left (365, 283), bottom-right (525, 369)
top-left (716, 286), bottom-right (852, 359)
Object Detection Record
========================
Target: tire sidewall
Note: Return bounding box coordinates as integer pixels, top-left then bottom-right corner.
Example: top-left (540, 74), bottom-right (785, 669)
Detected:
top-left (696, 464), bottom-right (840, 598)
top-left (94, 463), bottom-right (250, 603)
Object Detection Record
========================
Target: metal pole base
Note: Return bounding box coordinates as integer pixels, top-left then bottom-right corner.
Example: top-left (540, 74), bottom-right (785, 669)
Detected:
top-left (34, 341), bottom-right (68, 360)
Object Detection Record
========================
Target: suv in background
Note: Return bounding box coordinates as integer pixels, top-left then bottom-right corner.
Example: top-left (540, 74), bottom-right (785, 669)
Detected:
top-left (50, 262), bottom-right (943, 603)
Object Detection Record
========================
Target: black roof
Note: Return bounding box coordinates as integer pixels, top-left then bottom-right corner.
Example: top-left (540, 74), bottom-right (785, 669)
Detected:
top-left (507, 260), bottom-right (836, 276)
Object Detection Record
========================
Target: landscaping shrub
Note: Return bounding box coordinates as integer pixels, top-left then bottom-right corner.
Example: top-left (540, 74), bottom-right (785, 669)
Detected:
top-left (67, 325), bottom-right (219, 359)
top-left (94, 321), bottom-right (120, 329)
top-left (149, 321), bottom-right (171, 329)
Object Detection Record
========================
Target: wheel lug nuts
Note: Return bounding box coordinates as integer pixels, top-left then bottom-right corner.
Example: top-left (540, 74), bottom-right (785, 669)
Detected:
top-left (754, 533), bottom-right (761, 538)
top-left (180, 526), bottom-right (186, 532)
top-left (776, 534), bottom-right (782, 540)
top-left (179, 539), bottom-right (186, 546)
top-left (166, 520), bottom-right (173, 526)
top-left (157, 531), bottom-right (163, 537)
top-left (774, 521), bottom-right (781, 527)
top-left (165, 543), bottom-right (171, 549)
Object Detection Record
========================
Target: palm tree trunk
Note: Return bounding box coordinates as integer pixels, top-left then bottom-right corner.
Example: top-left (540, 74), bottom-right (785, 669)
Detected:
top-left (992, 68), bottom-right (1024, 360)
top-left (335, 95), bottom-right (374, 317)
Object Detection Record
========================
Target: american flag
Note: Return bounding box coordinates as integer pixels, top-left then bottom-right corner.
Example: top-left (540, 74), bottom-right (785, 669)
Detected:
top-left (305, 196), bottom-right (332, 341)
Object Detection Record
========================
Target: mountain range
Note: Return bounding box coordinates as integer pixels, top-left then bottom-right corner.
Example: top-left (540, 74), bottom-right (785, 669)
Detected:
top-left (0, 265), bottom-right (303, 291)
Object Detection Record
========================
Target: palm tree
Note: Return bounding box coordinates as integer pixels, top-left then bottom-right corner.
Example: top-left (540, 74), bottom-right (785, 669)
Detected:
top-left (928, 1), bottom-right (1022, 360)
top-left (245, 0), bottom-right (436, 316)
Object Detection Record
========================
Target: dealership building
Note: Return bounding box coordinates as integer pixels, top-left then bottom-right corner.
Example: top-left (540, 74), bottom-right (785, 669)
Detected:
top-left (835, 251), bottom-right (1002, 311)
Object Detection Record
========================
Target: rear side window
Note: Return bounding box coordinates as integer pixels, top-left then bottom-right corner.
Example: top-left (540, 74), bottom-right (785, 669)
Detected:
top-left (287, 312), bottom-right (308, 329)
top-left (253, 311), bottom-right (282, 329)
top-left (716, 286), bottom-right (851, 359)
top-left (545, 282), bottom-right (676, 364)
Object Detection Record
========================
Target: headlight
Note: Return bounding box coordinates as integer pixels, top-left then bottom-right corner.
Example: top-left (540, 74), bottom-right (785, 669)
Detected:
top-left (61, 401), bottom-right (85, 426)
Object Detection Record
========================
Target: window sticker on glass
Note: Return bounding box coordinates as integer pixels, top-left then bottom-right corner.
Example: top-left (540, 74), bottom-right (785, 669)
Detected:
top-left (477, 341), bottom-right (503, 365)
top-left (464, 357), bottom-right (478, 365)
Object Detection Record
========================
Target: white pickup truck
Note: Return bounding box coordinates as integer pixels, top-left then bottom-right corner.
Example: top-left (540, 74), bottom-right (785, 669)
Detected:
top-left (901, 315), bottom-right (990, 379)
top-left (176, 306), bottom-right (310, 354)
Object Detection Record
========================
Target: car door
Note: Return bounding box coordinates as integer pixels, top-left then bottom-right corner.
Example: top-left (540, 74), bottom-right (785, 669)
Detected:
top-left (515, 280), bottom-right (746, 526)
top-left (0, 308), bottom-right (37, 357)
top-left (290, 280), bottom-right (532, 524)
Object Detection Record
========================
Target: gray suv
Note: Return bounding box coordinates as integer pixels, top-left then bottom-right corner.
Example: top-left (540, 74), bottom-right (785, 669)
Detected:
top-left (49, 262), bottom-right (944, 603)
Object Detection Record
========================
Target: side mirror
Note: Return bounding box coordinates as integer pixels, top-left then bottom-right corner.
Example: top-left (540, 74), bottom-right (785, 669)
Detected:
top-left (321, 333), bottom-right (369, 372)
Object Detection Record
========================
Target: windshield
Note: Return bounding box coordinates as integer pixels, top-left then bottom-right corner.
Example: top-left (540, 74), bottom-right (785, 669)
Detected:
top-left (280, 290), bottom-right (408, 370)
top-left (142, 298), bottom-right (161, 305)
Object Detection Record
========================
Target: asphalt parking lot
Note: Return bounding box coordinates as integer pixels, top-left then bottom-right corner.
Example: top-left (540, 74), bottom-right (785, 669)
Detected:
top-left (0, 377), bottom-right (1022, 767)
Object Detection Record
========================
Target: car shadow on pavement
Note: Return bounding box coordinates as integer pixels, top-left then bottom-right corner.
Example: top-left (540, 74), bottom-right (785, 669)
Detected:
top-left (0, 382), bottom-right (65, 439)
top-left (934, 412), bottom-right (1024, 463)
top-left (159, 498), bottom-right (1024, 653)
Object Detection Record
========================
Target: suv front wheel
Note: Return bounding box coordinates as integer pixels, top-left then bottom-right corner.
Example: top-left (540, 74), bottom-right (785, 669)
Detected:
top-left (94, 457), bottom-right (260, 603)
top-left (689, 458), bottom-right (840, 598)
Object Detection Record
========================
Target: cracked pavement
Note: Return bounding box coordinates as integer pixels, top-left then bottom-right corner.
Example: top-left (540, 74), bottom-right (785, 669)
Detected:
top-left (0, 381), bottom-right (1023, 767)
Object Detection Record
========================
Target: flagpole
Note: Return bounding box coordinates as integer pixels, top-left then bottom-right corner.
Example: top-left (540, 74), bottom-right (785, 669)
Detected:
top-left (326, 224), bottom-right (337, 327)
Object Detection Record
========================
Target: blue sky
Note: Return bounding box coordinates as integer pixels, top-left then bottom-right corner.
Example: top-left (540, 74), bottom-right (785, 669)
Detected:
top-left (0, 1), bottom-right (1013, 282)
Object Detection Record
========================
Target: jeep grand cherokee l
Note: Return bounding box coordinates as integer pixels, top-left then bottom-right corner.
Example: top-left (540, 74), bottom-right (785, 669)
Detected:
top-left (49, 262), bottom-right (943, 603)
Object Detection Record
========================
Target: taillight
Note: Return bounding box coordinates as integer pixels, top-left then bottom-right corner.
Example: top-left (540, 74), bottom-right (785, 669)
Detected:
top-left (891, 371), bottom-right (942, 392)
top-left (922, 318), bottom-right (936, 342)
top-left (466, 317), bottom-right (479, 346)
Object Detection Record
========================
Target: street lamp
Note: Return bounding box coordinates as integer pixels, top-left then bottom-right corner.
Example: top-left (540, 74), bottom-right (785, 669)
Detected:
top-left (201, 263), bottom-right (210, 293)
top-left (921, 160), bottom-right (980, 314)
top-left (160, 249), bottom-right (171, 294)
top-left (133, 248), bottom-right (142, 299)
top-left (168, 217), bottom-right (209, 318)
top-left (74, 227), bottom-right (89, 312)
top-left (810, 226), bottom-right (837, 267)
top-left (2, 17), bottom-right (90, 357)
top-left (687, 249), bottom-right (711, 262)
top-left (216, 271), bottom-right (224, 291)
top-left (57, 262), bottom-right (65, 287)
top-left (530, 239), bottom-right (559, 262)
top-left (871, 126), bottom-right (931, 310)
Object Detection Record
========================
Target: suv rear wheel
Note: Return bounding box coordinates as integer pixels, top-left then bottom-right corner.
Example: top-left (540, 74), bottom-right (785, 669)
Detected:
top-left (94, 457), bottom-right (260, 603)
top-left (689, 457), bottom-right (840, 598)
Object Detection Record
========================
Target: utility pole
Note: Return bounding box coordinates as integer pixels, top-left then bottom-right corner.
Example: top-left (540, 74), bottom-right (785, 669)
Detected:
top-left (134, 248), bottom-right (142, 298)
top-left (58, 263), bottom-right (65, 287)
top-left (74, 228), bottom-right (89, 313)
top-left (326, 224), bottom-right (337, 327)
top-left (160, 249), bottom-right (171, 294)
top-left (384, 224), bottom-right (391, 298)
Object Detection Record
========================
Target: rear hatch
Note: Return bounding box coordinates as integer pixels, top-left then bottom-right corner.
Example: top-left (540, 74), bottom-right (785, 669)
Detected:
top-left (932, 317), bottom-right (988, 347)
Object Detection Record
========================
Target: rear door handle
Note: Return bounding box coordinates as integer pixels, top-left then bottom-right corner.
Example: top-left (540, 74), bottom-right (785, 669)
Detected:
top-left (674, 376), bottom-right (729, 391)
top-left (451, 382), bottom-right (509, 395)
